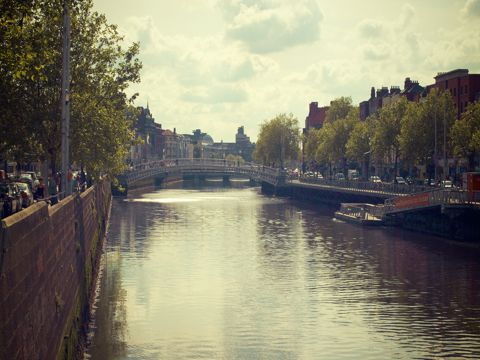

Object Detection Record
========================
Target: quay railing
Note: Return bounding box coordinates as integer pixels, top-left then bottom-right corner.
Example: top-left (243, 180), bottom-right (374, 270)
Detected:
top-left (297, 176), bottom-right (430, 196)
top-left (383, 189), bottom-right (480, 214)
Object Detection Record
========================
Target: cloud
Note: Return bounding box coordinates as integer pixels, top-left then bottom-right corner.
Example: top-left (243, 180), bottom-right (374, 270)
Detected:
top-left (462, 0), bottom-right (480, 17)
top-left (363, 44), bottom-right (390, 61)
top-left (219, 0), bottom-right (323, 53)
top-left (399, 3), bottom-right (415, 27)
top-left (355, 4), bottom-right (422, 66)
top-left (357, 20), bottom-right (385, 39)
top-left (181, 85), bottom-right (248, 104)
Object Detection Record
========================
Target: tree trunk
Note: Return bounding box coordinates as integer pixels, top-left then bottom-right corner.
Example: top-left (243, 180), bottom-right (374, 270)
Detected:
top-left (468, 153), bottom-right (475, 172)
top-left (49, 149), bottom-right (56, 177)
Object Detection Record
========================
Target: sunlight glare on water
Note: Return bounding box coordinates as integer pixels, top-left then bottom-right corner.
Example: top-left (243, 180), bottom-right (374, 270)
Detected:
top-left (87, 185), bottom-right (480, 360)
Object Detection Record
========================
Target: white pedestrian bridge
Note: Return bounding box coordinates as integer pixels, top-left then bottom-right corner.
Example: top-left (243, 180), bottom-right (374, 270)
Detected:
top-left (121, 158), bottom-right (287, 188)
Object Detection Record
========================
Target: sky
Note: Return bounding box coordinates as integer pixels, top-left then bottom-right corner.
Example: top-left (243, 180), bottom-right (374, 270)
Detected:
top-left (93, 0), bottom-right (480, 142)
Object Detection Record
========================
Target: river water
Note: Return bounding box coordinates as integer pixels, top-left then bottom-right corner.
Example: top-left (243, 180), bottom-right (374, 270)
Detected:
top-left (86, 182), bottom-right (480, 360)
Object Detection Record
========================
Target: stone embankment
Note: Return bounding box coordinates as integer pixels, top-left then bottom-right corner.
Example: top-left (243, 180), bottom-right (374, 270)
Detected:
top-left (0, 181), bottom-right (111, 360)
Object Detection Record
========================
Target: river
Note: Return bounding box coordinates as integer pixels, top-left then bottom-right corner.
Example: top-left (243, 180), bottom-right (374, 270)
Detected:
top-left (86, 182), bottom-right (480, 360)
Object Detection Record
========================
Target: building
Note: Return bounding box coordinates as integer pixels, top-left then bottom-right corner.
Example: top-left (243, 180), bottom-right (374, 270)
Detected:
top-left (203, 126), bottom-right (255, 161)
top-left (129, 106), bottom-right (157, 162)
top-left (359, 78), bottom-right (425, 120)
top-left (401, 77), bottom-right (424, 102)
top-left (305, 102), bottom-right (329, 130)
top-left (235, 126), bottom-right (255, 161)
top-left (428, 69), bottom-right (480, 118)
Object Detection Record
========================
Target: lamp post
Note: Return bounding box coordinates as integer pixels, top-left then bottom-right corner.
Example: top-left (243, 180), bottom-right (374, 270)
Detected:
top-left (434, 99), bottom-right (437, 183)
top-left (60, 0), bottom-right (71, 197)
top-left (443, 100), bottom-right (447, 181)
top-left (302, 128), bottom-right (306, 175)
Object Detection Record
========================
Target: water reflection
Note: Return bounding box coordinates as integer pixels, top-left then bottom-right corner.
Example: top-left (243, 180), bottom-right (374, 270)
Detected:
top-left (87, 185), bottom-right (480, 360)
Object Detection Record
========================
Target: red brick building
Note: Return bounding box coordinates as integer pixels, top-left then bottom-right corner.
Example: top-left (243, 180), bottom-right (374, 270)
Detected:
top-left (305, 102), bottom-right (329, 130)
top-left (430, 69), bottom-right (480, 118)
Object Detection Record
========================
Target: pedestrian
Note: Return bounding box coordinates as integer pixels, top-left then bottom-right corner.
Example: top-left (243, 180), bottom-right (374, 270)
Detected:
top-left (48, 175), bottom-right (58, 205)
top-left (67, 168), bottom-right (73, 194)
top-left (80, 169), bottom-right (86, 191)
top-left (72, 174), bottom-right (79, 192)
top-left (35, 177), bottom-right (46, 200)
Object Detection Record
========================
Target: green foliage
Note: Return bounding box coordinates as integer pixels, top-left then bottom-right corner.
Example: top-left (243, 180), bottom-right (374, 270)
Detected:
top-left (253, 113), bottom-right (300, 166)
top-left (346, 118), bottom-right (372, 163)
top-left (451, 101), bottom-right (480, 169)
top-left (225, 154), bottom-right (245, 164)
top-left (0, 0), bottom-right (142, 178)
top-left (304, 128), bottom-right (322, 163)
top-left (324, 96), bottom-right (353, 123)
top-left (316, 108), bottom-right (359, 168)
top-left (371, 97), bottom-right (408, 174)
top-left (400, 88), bottom-right (455, 166)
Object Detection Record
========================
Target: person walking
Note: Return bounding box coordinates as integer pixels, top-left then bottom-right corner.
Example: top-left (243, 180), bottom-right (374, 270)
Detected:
top-left (48, 175), bottom-right (58, 205)
top-left (35, 177), bottom-right (46, 200)
top-left (67, 168), bottom-right (73, 194)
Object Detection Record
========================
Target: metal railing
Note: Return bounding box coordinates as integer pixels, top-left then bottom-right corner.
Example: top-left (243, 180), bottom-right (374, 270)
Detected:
top-left (123, 158), bottom-right (288, 187)
top-left (383, 189), bottom-right (480, 214)
top-left (297, 176), bottom-right (430, 196)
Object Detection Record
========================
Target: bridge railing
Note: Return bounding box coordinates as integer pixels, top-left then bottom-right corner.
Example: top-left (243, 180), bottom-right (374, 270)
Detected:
top-left (124, 159), bottom-right (287, 186)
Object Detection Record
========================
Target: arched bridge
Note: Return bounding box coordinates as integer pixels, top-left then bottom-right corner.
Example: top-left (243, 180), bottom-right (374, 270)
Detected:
top-left (120, 158), bottom-right (287, 189)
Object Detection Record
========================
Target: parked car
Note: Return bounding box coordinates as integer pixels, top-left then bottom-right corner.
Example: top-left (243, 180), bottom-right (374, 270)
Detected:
top-left (15, 182), bottom-right (34, 208)
top-left (424, 179), bottom-right (437, 186)
top-left (21, 172), bottom-right (40, 188)
top-left (334, 173), bottom-right (346, 181)
top-left (441, 180), bottom-right (453, 188)
top-left (395, 176), bottom-right (407, 185)
top-left (369, 176), bottom-right (382, 183)
top-left (0, 182), bottom-right (22, 218)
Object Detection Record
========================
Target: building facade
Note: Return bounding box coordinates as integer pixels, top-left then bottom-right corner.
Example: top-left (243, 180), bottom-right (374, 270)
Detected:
top-left (305, 102), bottom-right (329, 130)
top-left (428, 69), bottom-right (480, 118)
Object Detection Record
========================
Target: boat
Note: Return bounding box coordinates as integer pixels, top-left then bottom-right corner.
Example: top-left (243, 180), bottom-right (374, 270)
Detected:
top-left (334, 203), bottom-right (384, 226)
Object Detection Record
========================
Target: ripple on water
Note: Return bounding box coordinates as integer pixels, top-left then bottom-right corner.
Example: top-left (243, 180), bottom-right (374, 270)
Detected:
top-left (86, 187), bottom-right (480, 360)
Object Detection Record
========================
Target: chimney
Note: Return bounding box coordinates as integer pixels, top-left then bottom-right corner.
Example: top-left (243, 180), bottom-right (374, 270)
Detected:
top-left (173, 127), bottom-right (176, 134)
top-left (370, 87), bottom-right (375, 99)
top-left (404, 77), bottom-right (412, 90)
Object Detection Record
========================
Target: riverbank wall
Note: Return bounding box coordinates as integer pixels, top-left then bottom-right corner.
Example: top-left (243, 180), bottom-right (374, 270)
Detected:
top-left (0, 181), bottom-right (111, 360)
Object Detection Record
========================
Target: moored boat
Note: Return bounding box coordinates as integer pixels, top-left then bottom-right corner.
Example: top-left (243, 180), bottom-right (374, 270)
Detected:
top-left (334, 203), bottom-right (384, 226)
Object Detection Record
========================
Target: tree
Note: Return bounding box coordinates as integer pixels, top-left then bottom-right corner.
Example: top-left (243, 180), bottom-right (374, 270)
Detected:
top-left (225, 154), bottom-right (245, 164)
top-left (399, 89), bottom-right (455, 179)
top-left (324, 96), bottom-right (353, 123)
top-left (451, 101), bottom-right (480, 171)
top-left (304, 128), bottom-right (322, 164)
top-left (0, 0), bottom-right (142, 179)
top-left (316, 107), bottom-right (359, 175)
top-left (253, 113), bottom-right (300, 167)
top-left (346, 117), bottom-right (373, 179)
top-left (371, 97), bottom-right (408, 177)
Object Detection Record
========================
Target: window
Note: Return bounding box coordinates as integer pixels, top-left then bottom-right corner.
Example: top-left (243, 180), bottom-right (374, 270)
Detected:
top-left (460, 103), bottom-right (463, 113)
top-left (465, 85), bottom-right (468, 93)
top-left (453, 88), bottom-right (456, 96)
top-left (460, 86), bottom-right (463, 95)
top-left (465, 101), bottom-right (468, 110)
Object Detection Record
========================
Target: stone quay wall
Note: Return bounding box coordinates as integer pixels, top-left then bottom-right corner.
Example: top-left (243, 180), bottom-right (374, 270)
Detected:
top-left (0, 181), bottom-right (111, 360)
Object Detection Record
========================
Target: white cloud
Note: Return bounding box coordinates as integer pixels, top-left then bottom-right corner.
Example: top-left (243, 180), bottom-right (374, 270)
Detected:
top-left (181, 85), bottom-right (248, 104)
top-left (462, 0), bottom-right (480, 17)
top-left (95, 1), bottom-right (480, 142)
top-left (357, 19), bottom-right (385, 39)
top-left (219, 0), bottom-right (323, 53)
